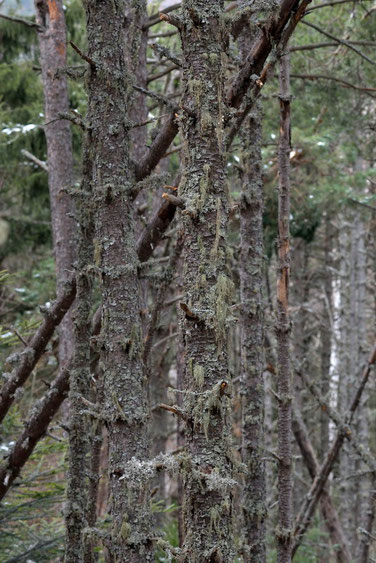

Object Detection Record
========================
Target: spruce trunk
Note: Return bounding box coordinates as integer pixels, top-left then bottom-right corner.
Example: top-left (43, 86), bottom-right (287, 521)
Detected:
top-left (239, 99), bottom-right (266, 561)
top-left (276, 51), bottom-right (293, 563)
top-left (178, 1), bottom-right (235, 560)
top-left (83, 1), bottom-right (152, 560)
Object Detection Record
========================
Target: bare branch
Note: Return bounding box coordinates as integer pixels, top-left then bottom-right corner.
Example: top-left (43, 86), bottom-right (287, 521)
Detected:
top-left (21, 149), bottom-right (48, 172)
top-left (144, 2), bottom-right (181, 29)
top-left (69, 40), bottom-right (96, 68)
top-left (0, 12), bottom-right (42, 30)
top-left (0, 278), bottom-right (76, 424)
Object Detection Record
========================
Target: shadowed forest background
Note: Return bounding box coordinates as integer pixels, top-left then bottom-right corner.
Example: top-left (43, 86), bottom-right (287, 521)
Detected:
top-left (0, 0), bottom-right (375, 561)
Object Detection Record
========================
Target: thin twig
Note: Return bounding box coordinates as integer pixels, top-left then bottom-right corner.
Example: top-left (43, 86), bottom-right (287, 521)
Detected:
top-left (69, 41), bottom-right (96, 67)
top-left (158, 403), bottom-right (189, 421)
top-left (302, 20), bottom-right (376, 67)
top-left (291, 73), bottom-right (376, 96)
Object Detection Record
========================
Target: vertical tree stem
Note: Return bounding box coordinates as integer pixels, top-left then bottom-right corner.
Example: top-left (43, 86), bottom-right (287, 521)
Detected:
top-left (34, 0), bottom-right (76, 372)
top-left (239, 97), bottom-right (266, 561)
top-left (276, 50), bottom-right (293, 563)
top-left (83, 1), bottom-right (153, 560)
top-left (64, 114), bottom-right (94, 563)
top-left (178, 1), bottom-right (235, 560)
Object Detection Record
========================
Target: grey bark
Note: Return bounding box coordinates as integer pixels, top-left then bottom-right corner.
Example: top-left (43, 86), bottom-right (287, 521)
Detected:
top-left (353, 211), bottom-right (370, 547)
top-left (64, 125), bottom-right (94, 560)
top-left (34, 0), bottom-right (77, 372)
top-left (177, 1), bottom-right (235, 560)
top-left (276, 51), bottom-right (293, 563)
top-left (239, 98), bottom-right (266, 562)
top-left (83, 1), bottom-right (153, 560)
top-left (0, 213), bottom-right (170, 504)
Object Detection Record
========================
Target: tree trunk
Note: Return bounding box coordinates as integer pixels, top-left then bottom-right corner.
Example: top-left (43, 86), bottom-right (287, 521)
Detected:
top-left (178, 1), bottom-right (235, 560)
top-left (83, 1), bottom-right (153, 560)
top-left (319, 217), bottom-right (333, 460)
top-left (239, 98), bottom-right (266, 562)
top-left (276, 51), bottom-right (293, 563)
top-left (64, 117), bottom-right (94, 562)
top-left (34, 0), bottom-right (76, 372)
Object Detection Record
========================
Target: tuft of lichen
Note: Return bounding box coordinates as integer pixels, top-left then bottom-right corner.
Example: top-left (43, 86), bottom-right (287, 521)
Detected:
top-left (213, 273), bottom-right (235, 350)
top-left (193, 364), bottom-right (205, 389)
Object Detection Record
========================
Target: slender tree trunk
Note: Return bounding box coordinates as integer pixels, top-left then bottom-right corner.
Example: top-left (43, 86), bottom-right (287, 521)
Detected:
top-left (239, 98), bottom-right (266, 561)
top-left (64, 129), bottom-right (94, 561)
top-left (83, 1), bottom-right (153, 560)
top-left (177, 1), bottom-right (235, 560)
top-left (320, 217), bottom-right (333, 460)
top-left (276, 51), bottom-right (293, 563)
top-left (34, 0), bottom-right (76, 371)
top-left (353, 211), bottom-right (370, 542)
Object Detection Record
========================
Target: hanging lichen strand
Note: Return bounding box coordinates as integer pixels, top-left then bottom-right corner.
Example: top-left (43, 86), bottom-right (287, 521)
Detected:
top-left (239, 99), bottom-right (267, 562)
top-left (83, 1), bottom-right (153, 561)
top-left (176, 1), bottom-right (235, 560)
top-left (276, 51), bottom-right (293, 563)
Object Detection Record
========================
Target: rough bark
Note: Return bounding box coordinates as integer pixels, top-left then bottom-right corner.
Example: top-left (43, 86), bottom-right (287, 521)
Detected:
top-left (0, 215), bottom-right (168, 505)
top-left (239, 98), bottom-right (266, 562)
top-left (83, 1), bottom-right (153, 560)
top-left (34, 0), bottom-right (77, 371)
top-left (64, 127), bottom-right (94, 560)
top-left (227, 0), bottom-right (310, 108)
top-left (177, 1), bottom-right (235, 560)
top-left (135, 1), bottom-right (311, 188)
top-left (276, 51), bottom-right (293, 563)
top-left (0, 278), bottom-right (76, 423)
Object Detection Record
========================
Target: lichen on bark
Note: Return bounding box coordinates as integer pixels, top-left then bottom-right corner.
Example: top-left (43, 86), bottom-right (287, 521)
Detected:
top-left (177, 1), bottom-right (235, 560)
top-left (82, 1), bottom-right (153, 560)
top-left (239, 96), bottom-right (267, 562)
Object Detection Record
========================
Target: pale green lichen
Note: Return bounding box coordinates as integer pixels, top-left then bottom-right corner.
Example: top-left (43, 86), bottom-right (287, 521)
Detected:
top-left (213, 273), bottom-right (235, 349)
top-left (188, 78), bottom-right (203, 107)
top-left (93, 238), bottom-right (102, 267)
top-left (209, 506), bottom-right (221, 533)
top-left (119, 516), bottom-right (131, 540)
top-left (210, 197), bottom-right (222, 265)
top-left (198, 163), bottom-right (210, 209)
top-left (193, 364), bottom-right (205, 388)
